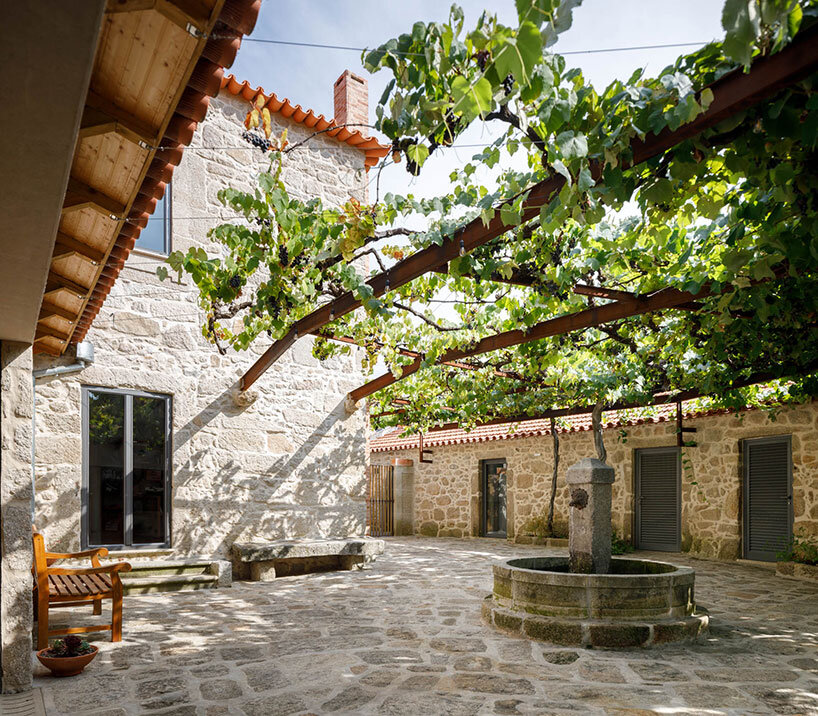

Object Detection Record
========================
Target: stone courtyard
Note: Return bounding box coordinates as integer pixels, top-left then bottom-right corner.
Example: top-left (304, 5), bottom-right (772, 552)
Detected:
top-left (34, 538), bottom-right (818, 715)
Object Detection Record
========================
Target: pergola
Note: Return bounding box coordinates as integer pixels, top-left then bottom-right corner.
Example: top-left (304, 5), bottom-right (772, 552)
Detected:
top-left (237, 24), bottom-right (818, 416)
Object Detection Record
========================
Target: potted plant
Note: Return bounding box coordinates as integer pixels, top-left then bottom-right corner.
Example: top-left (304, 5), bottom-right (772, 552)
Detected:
top-left (36, 635), bottom-right (98, 677)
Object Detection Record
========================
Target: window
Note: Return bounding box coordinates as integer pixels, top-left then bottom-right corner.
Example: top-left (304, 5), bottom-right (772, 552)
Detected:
top-left (82, 387), bottom-right (172, 548)
top-left (134, 184), bottom-right (171, 255)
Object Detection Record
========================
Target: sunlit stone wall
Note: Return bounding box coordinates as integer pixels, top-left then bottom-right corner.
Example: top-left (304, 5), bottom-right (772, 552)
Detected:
top-left (33, 90), bottom-right (370, 557)
top-left (372, 403), bottom-right (818, 561)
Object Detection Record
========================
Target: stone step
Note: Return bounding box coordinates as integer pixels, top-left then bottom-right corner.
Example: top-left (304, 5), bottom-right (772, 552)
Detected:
top-left (123, 573), bottom-right (219, 595)
top-left (117, 559), bottom-right (213, 579)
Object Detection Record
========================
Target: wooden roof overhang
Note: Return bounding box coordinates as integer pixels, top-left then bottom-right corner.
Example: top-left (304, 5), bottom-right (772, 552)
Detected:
top-left (238, 23), bottom-right (818, 391)
top-left (35, 0), bottom-right (260, 356)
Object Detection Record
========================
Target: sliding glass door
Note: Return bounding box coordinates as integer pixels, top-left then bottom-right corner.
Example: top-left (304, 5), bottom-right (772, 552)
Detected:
top-left (82, 387), bottom-right (171, 548)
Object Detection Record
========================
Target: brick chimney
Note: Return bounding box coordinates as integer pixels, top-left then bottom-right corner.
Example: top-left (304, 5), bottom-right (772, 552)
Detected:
top-left (333, 70), bottom-right (369, 135)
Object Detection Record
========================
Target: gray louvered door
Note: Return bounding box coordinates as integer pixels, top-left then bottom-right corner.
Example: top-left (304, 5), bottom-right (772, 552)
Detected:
top-left (743, 436), bottom-right (792, 561)
top-left (635, 447), bottom-right (681, 551)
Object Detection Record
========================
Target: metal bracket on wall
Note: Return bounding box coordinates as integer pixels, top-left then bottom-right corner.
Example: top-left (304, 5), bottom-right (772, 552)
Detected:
top-left (676, 401), bottom-right (697, 447)
top-left (419, 432), bottom-right (434, 463)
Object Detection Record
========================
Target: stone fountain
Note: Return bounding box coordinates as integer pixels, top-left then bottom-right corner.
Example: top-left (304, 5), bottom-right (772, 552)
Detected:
top-left (483, 458), bottom-right (709, 648)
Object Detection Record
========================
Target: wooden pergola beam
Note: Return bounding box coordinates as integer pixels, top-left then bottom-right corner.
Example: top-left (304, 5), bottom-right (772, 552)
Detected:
top-left (573, 284), bottom-right (638, 302)
top-left (432, 263), bottom-right (538, 287)
top-left (348, 286), bottom-right (713, 402)
top-left (238, 25), bottom-right (818, 391)
top-left (316, 332), bottom-right (523, 379)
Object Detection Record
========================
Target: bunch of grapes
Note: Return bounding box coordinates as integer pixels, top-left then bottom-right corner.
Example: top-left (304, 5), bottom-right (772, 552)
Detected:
top-left (241, 130), bottom-right (271, 153)
top-left (278, 245), bottom-right (289, 266)
top-left (228, 274), bottom-right (241, 289)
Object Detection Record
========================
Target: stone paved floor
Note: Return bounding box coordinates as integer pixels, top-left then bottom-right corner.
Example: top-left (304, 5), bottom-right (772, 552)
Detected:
top-left (34, 538), bottom-right (818, 715)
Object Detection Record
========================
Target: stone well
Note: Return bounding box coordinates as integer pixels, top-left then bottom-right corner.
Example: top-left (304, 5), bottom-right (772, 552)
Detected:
top-left (483, 556), bottom-right (709, 648)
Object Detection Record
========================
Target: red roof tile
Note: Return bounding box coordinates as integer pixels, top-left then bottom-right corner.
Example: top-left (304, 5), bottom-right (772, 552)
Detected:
top-left (369, 403), bottom-right (736, 453)
top-left (220, 74), bottom-right (390, 169)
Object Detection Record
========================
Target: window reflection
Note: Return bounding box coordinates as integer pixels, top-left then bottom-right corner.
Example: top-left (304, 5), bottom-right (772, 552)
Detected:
top-left (88, 391), bottom-right (125, 546)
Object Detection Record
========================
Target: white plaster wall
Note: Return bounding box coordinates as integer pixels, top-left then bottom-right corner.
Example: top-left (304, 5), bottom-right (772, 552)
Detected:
top-left (32, 92), bottom-right (371, 558)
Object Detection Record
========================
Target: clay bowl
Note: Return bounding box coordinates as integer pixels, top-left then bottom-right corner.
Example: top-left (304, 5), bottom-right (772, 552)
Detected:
top-left (36, 645), bottom-right (98, 677)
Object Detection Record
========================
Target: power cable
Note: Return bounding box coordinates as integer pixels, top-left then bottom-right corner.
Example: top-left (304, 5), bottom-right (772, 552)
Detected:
top-left (227, 37), bottom-right (709, 58)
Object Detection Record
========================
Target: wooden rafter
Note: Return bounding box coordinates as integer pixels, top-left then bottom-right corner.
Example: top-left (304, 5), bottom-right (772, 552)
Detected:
top-left (104, 0), bottom-right (213, 33)
top-left (62, 178), bottom-right (127, 217)
top-left (79, 99), bottom-right (161, 149)
top-left (52, 233), bottom-right (106, 265)
top-left (39, 301), bottom-right (79, 323)
top-left (239, 24), bottom-right (818, 391)
top-left (46, 271), bottom-right (92, 299)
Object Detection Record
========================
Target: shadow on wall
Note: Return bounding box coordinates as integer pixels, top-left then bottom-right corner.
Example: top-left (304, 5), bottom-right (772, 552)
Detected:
top-left (2, 479), bottom-right (34, 692)
top-left (172, 385), bottom-right (367, 558)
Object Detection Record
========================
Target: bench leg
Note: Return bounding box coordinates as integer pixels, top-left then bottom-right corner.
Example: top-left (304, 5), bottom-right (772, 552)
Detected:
top-left (92, 597), bottom-right (102, 615)
top-left (111, 582), bottom-right (123, 642)
top-left (249, 561), bottom-right (277, 582)
top-left (37, 595), bottom-right (49, 650)
top-left (339, 555), bottom-right (365, 571)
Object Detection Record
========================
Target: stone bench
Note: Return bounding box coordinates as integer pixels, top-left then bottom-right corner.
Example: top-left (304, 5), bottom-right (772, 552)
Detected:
top-left (232, 538), bottom-right (385, 581)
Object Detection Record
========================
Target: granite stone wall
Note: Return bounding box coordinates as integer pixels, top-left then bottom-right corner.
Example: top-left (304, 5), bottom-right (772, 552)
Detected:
top-left (1, 342), bottom-right (34, 692)
top-left (372, 403), bottom-right (818, 561)
top-left (32, 91), bottom-right (370, 558)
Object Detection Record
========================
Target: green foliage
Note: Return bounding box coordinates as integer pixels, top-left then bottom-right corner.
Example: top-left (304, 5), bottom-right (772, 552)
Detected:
top-left (611, 531), bottom-right (634, 555)
top-left (45, 636), bottom-right (93, 658)
top-left (778, 532), bottom-right (818, 564)
top-left (163, 0), bottom-right (818, 432)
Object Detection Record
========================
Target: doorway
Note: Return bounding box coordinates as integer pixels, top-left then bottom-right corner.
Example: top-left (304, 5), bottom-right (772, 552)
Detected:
top-left (82, 387), bottom-right (171, 549)
top-left (743, 435), bottom-right (792, 561)
top-left (481, 459), bottom-right (507, 538)
top-left (634, 447), bottom-right (681, 551)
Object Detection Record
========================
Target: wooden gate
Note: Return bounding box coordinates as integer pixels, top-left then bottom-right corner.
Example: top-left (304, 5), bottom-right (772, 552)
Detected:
top-left (367, 464), bottom-right (394, 537)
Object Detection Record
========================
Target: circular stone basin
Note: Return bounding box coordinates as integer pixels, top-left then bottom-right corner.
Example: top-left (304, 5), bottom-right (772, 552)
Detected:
top-left (483, 556), bottom-right (709, 648)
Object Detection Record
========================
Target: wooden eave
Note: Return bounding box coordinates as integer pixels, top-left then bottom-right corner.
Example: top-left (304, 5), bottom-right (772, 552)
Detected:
top-left (35, 0), bottom-right (260, 355)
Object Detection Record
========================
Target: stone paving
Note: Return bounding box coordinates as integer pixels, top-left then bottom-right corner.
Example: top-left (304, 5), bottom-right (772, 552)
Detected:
top-left (34, 538), bottom-right (818, 715)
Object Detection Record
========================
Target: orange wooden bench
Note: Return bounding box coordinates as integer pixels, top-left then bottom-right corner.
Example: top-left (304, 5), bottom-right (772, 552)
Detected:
top-left (32, 532), bottom-right (131, 649)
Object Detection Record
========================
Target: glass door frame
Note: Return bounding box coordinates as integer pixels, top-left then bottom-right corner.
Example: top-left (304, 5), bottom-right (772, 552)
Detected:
top-left (81, 386), bottom-right (172, 550)
top-left (480, 458), bottom-right (508, 538)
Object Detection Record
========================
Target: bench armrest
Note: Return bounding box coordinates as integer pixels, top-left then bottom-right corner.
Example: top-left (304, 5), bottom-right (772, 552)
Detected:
top-left (45, 547), bottom-right (109, 567)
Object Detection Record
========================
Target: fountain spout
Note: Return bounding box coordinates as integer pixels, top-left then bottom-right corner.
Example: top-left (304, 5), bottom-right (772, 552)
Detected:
top-left (566, 457), bottom-right (614, 574)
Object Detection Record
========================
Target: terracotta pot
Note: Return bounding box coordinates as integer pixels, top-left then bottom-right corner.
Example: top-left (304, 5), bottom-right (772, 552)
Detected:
top-left (36, 645), bottom-right (98, 677)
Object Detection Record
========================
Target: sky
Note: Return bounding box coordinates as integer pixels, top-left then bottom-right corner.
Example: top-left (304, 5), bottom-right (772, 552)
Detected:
top-left (230, 0), bottom-right (726, 202)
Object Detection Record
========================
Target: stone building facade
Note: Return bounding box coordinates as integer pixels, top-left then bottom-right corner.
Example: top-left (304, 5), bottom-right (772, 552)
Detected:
top-left (371, 402), bottom-right (818, 562)
top-left (32, 74), bottom-right (383, 558)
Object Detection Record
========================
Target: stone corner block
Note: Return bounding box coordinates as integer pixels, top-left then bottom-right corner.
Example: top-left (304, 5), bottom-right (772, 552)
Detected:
top-left (566, 457), bottom-right (615, 485)
top-left (210, 560), bottom-right (232, 588)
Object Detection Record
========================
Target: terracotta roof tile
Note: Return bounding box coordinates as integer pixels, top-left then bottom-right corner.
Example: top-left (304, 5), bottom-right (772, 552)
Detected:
top-left (369, 403), bottom-right (737, 453)
top-left (220, 74), bottom-right (390, 169)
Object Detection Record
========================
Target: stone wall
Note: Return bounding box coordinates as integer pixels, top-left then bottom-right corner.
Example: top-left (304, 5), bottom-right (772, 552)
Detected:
top-left (1, 342), bottom-right (33, 692)
top-left (32, 91), bottom-right (371, 558)
top-left (372, 403), bottom-right (818, 561)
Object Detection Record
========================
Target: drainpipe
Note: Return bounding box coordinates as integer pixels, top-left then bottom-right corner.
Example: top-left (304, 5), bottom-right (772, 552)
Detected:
top-left (30, 341), bottom-right (95, 522)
